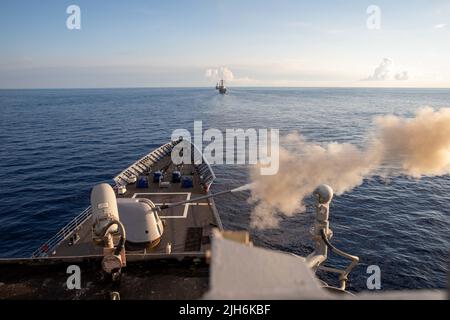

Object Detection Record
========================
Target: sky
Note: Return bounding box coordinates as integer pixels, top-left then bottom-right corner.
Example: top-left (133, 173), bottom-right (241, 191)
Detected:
top-left (1, 0), bottom-right (450, 88)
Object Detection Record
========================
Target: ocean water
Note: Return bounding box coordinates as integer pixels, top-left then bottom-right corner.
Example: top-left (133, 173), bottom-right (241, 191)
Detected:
top-left (0, 87), bottom-right (449, 292)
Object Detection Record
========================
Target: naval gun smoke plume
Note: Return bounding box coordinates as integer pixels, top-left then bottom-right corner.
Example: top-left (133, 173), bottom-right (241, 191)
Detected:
top-left (249, 107), bottom-right (450, 229)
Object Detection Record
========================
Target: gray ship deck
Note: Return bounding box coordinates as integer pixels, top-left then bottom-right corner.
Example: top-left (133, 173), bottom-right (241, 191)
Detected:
top-left (0, 140), bottom-right (221, 300)
top-left (32, 139), bottom-right (222, 259)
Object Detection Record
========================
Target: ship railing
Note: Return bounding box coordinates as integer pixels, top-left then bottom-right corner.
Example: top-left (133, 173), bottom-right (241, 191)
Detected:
top-left (113, 140), bottom-right (180, 187)
top-left (31, 206), bottom-right (92, 258)
top-left (112, 138), bottom-right (216, 189)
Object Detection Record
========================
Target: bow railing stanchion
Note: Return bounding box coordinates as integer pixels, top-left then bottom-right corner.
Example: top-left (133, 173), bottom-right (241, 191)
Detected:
top-left (31, 206), bottom-right (93, 258)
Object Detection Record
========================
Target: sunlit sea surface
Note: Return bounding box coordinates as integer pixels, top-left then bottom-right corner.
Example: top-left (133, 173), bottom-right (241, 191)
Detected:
top-left (0, 88), bottom-right (449, 292)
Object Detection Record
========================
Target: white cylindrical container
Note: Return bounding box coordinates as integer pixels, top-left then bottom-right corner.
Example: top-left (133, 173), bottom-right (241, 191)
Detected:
top-left (91, 184), bottom-right (120, 238)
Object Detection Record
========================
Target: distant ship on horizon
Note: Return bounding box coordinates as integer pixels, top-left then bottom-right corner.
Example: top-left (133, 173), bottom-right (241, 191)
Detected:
top-left (215, 79), bottom-right (227, 94)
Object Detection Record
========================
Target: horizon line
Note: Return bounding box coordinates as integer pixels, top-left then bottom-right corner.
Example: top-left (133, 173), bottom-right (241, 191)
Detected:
top-left (2, 85), bottom-right (450, 91)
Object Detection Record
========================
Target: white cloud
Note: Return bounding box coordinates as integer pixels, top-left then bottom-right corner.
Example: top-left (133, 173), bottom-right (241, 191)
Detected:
top-left (221, 67), bottom-right (234, 81)
top-left (205, 66), bottom-right (234, 82)
top-left (434, 23), bottom-right (447, 29)
top-left (205, 68), bottom-right (218, 78)
top-left (395, 71), bottom-right (409, 81)
top-left (364, 58), bottom-right (393, 81)
top-left (364, 58), bottom-right (410, 81)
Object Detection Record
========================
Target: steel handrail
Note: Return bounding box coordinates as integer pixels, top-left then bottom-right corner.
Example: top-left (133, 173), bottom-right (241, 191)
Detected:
top-left (31, 206), bottom-right (92, 258)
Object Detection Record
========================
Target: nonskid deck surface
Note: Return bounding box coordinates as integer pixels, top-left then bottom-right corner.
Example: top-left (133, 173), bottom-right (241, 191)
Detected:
top-left (51, 151), bottom-right (221, 258)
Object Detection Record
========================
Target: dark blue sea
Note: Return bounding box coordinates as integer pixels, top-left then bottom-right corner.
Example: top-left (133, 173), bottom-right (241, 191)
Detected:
top-left (0, 88), bottom-right (449, 292)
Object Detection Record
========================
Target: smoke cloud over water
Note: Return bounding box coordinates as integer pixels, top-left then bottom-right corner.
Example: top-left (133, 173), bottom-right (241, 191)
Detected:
top-left (249, 107), bottom-right (450, 229)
